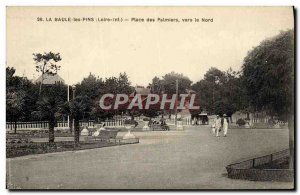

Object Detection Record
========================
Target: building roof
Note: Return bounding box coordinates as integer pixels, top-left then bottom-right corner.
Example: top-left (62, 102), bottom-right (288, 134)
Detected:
top-left (34, 74), bottom-right (65, 85)
top-left (130, 86), bottom-right (151, 97)
top-left (186, 89), bottom-right (196, 94)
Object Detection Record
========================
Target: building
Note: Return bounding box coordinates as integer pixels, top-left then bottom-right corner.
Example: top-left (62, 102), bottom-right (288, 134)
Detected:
top-left (129, 86), bottom-right (151, 98)
top-left (34, 74), bottom-right (65, 85)
top-left (176, 89), bottom-right (198, 118)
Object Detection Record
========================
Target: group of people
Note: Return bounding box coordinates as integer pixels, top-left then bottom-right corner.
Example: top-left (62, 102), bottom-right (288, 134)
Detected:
top-left (212, 114), bottom-right (229, 137)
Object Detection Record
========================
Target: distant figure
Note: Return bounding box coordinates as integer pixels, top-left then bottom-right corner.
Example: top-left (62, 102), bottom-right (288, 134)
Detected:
top-left (211, 122), bottom-right (216, 135)
top-left (134, 120), bottom-right (138, 128)
top-left (223, 115), bottom-right (229, 137)
top-left (215, 115), bottom-right (222, 137)
top-left (148, 120), bottom-right (153, 127)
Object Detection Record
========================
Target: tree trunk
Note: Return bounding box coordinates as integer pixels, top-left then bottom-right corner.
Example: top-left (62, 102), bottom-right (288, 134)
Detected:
top-left (14, 121), bottom-right (17, 134)
top-left (69, 117), bottom-right (73, 134)
top-left (288, 114), bottom-right (294, 169)
top-left (48, 118), bottom-right (55, 143)
top-left (246, 112), bottom-right (250, 120)
top-left (74, 119), bottom-right (80, 147)
top-left (49, 118), bottom-right (55, 143)
top-left (39, 81), bottom-right (42, 96)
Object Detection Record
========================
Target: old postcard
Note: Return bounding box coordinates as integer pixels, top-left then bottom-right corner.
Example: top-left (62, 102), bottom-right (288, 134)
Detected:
top-left (6, 6), bottom-right (294, 190)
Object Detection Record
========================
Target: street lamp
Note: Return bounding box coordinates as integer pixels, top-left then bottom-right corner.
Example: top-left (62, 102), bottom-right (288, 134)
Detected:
top-left (72, 85), bottom-right (76, 100)
top-left (213, 76), bottom-right (220, 114)
top-left (71, 85), bottom-right (76, 132)
top-left (175, 79), bottom-right (178, 126)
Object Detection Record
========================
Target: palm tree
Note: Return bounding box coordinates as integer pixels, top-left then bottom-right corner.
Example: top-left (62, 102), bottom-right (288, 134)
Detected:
top-left (32, 84), bottom-right (66, 143)
top-left (63, 95), bottom-right (92, 147)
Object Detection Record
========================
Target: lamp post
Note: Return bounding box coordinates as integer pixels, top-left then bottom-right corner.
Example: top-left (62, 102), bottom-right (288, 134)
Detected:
top-left (67, 71), bottom-right (70, 131)
top-left (72, 85), bottom-right (76, 100)
top-left (175, 79), bottom-right (178, 126)
top-left (213, 76), bottom-right (220, 114)
top-left (175, 79), bottom-right (183, 130)
top-left (71, 85), bottom-right (76, 132)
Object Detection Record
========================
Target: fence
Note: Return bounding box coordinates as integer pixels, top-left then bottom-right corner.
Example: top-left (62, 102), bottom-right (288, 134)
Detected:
top-left (6, 119), bottom-right (126, 132)
top-left (226, 149), bottom-right (293, 181)
top-left (175, 116), bottom-right (284, 126)
top-left (102, 119), bottom-right (124, 127)
top-left (183, 118), bottom-right (192, 125)
top-left (6, 117), bottom-right (285, 131)
top-left (6, 120), bottom-right (94, 131)
top-left (227, 149), bottom-right (289, 169)
top-left (6, 121), bottom-right (49, 130)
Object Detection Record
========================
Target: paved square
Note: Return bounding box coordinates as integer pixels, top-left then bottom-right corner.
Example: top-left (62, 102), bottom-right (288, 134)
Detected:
top-left (7, 126), bottom-right (293, 189)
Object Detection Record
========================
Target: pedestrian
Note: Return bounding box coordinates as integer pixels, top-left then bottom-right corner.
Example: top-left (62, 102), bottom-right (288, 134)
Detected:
top-left (223, 114), bottom-right (228, 137)
top-left (211, 122), bottom-right (216, 135)
top-left (215, 115), bottom-right (221, 137)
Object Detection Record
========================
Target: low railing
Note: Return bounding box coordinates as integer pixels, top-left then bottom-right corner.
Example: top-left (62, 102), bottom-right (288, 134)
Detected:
top-left (226, 149), bottom-right (293, 181)
top-left (6, 120), bottom-right (95, 131)
top-left (7, 116), bottom-right (285, 132)
top-left (228, 149), bottom-right (289, 169)
top-left (6, 121), bottom-right (49, 130)
top-left (6, 119), bottom-right (125, 131)
top-left (101, 119), bottom-right (124, 127)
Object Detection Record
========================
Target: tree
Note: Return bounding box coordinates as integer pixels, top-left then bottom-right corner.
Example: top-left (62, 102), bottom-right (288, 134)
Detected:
top-left (148, 72), bottom-right (193, 118)
top-left (192, 68), bottom-right (225, 114)
top-left (32, 84), bottom-right (67, 143)
top-left (161, 72), bottom-right (192, 94)
top-left (76, 73), bottom-right (105, 100)
top-left (242, 30), bottom-right (294, 168)
top-left (6, 67), bottom-right (18, 87)
top-left (63, 95), bottom-right (92, 146)
top-left (149, 76), bottom-right (162, 93)
top-left (6, 67), bottom-right (39, 131)
top-left (76, 72), bottom-right (134, 121)
top-left (6, 90), bottom-right (26, 133)
top-left (33, 52), bottom-right (62, 95)
top-left (117, 72), bottom-right (133, 94)
top-left (221, 68), bottom-right (248, 122)
top-left (192, 67), bottom-right (247, 119)
top-left (74, 73), bottom-right (106, 122)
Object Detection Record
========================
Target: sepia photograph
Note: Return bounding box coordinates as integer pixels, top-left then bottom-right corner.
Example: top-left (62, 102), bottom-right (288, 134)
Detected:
top-left (5, 6), bottom-right (295, 190)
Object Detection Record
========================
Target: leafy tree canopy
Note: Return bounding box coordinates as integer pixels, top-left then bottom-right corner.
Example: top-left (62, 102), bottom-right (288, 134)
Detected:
top-left (242, 29), bottom-right (294, 120)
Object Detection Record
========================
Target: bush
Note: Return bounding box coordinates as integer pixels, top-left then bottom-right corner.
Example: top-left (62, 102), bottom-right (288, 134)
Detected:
top-left (268, 118), bottom-right (276, 126)
top-left (236, 118), bottom-right (246, 126)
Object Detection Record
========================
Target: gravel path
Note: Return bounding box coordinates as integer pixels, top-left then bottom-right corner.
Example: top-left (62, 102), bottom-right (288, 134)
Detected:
top-left (6, 126), bottom-right (293, 189)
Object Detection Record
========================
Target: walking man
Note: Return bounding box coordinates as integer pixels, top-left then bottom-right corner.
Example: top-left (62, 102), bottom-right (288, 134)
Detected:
top-left (211, 122), bottom-right (216, 135)
top-left (223, 114), bottom-right (229, 137)
top-left (215, 115), bottom-right (221, 137)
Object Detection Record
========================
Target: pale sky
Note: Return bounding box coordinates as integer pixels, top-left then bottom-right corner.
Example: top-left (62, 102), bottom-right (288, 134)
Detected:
top-left (7, 6), bottom-right (294, 86)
